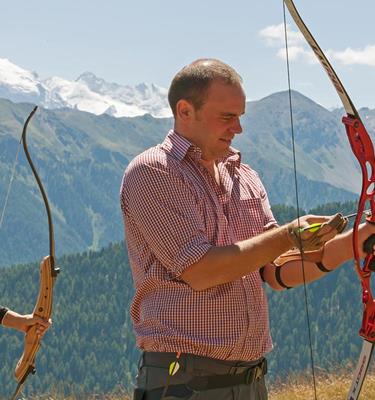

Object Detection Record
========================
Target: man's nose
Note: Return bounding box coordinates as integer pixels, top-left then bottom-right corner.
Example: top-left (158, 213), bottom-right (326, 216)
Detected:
top-left (231, 118), bottom-right (242, 134)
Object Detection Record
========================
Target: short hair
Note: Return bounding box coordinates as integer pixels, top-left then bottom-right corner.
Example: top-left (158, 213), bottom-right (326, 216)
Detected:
top-left (168, 59), bottom-right (243, 116)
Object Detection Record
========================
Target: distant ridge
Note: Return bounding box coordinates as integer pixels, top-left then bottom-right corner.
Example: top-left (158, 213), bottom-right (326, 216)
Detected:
top-left (0, 93), bottom-right (360, 266)
top-left (0, 58), bottom-right (170, 118)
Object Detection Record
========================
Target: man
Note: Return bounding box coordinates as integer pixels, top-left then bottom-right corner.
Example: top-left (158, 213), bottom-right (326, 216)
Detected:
top-left (1, 306), bottom-right (50, 338)
top-left (120, 59), bottom-right (375, 400)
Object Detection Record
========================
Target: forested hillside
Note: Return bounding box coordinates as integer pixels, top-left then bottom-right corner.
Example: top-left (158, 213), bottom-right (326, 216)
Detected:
top-left (0, 242), bottom-right (136, 397)
top-left (0, 201), bottom-right (366, 398)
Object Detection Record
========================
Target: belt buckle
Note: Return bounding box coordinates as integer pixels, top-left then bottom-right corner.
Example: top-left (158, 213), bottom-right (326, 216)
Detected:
top-left (229, 366), bottom-right (238, 375)
top-left (245, 365), bottom-right (263, 384)
top-left (254, 365), bottom-right (263, 380)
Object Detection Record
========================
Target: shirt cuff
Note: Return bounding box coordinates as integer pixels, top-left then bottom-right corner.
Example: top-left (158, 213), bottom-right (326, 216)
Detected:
top-left (173, 242), bottom-right (212, 278)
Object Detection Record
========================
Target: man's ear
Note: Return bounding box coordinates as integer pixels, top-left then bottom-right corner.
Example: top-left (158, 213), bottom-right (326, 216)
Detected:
top-left (176, 99), bottom-right (194, 121)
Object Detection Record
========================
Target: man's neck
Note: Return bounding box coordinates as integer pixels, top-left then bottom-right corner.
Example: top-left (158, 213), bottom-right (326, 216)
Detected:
top-left (200, 159), bottom-right (220, 186)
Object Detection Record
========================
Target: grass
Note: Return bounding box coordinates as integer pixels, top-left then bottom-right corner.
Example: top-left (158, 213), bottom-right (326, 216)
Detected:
top-left (27, 371), bottom-right (375, 399)
top-left (269, 370), bottom-right (375, 399)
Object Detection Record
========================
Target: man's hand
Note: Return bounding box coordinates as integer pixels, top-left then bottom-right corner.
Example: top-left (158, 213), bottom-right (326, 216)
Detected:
top-left (287, 213), bottom-right (348, 251)
top-left (2, 310), bottom-right (51, 338)
top-left (357, 222), bottom-right (375, 259)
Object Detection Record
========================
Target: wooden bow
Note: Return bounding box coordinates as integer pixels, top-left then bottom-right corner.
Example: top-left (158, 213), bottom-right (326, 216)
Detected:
top-left (11, 106), bottom-right (59, 400)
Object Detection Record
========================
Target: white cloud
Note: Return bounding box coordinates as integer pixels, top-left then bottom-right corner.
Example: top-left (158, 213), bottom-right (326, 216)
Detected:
top-left (259, 23), bottom-right (316, 64)
top-left (329, 45), bottom-right (375, 66)
top-left (276, 46), bottom-right (317, 64)
top-left (259, 23), bottom-right (375, 69)
top-left (259, 23), bottom-right (304, 47)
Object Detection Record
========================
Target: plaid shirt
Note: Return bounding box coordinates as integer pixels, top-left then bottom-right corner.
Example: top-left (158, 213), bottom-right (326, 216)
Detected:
top-left (120, 130), bottom-right (277, 361)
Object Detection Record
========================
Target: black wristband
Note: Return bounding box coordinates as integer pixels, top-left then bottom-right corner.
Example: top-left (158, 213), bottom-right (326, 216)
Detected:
top-left (275, 266), bottom-right (292, 290)
top-left (259, 266), bottom-right (266, 282)
top-left (316, 262), bottom-right (332, 273)
top-left (0, 307), bottom-right (9, 324)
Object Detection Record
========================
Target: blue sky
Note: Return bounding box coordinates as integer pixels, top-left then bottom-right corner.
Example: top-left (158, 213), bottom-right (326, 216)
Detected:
top-left (2, 0), bottom-right (375, 109)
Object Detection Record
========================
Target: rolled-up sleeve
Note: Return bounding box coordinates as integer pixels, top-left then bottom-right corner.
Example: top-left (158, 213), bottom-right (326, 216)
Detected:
top-left (121, 154), bottom-right (211, 278)
top-left (259, 179), bottom-right (278, 230)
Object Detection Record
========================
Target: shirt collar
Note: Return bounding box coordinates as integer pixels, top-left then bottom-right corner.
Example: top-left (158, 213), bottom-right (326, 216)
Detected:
top-left (161, 130), bottom-right (241, 166)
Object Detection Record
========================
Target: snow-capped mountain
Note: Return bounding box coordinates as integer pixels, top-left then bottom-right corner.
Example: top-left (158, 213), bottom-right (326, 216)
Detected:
top-left (0, 58), bottom-right (171, 118)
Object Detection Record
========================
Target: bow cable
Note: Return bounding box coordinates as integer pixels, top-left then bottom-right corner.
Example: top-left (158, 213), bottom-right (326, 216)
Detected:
top-left (0, 133), bottom-right (23, 230)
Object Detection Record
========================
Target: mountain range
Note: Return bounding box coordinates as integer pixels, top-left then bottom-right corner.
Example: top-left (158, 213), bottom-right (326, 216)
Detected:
top-left (0, 58), bottom-right (170, 118)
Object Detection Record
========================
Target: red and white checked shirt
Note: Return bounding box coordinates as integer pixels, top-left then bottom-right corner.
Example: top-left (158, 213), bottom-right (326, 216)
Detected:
top-left (120, 130), bottom-right (277, 361)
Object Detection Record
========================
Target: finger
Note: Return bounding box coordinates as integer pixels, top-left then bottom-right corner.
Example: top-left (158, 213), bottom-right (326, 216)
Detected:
top-left (320, 231), bottom-right (338, 242)
top-left (314, 214), bottom-right (347, 237)
top-left (299, 229), bottom-right (337, 251)
top-left (314, 224), bottom-right (332, 235)
top-left (300, 225), bottom-right (334, 240)
top-left (304, 215), bottom-right (334, 224)
top-left (35, 324), bottom-right (48, 337)
top-left (32, 316), bottom-right (52, 327)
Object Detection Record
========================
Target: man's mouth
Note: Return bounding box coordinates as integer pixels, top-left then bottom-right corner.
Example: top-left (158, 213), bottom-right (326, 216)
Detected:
top-left (220, 138), bottom-right (232, 145)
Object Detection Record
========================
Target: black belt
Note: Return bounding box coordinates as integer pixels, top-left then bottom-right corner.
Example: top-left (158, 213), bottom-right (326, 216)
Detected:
top-left (140, 351), bottom-right (267, 394)
top-left (187, 358), bottom-right (267, 390)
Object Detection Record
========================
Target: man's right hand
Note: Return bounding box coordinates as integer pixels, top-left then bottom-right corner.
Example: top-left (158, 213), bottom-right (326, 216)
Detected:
top-left (287, 213), bottom-right (348, 251)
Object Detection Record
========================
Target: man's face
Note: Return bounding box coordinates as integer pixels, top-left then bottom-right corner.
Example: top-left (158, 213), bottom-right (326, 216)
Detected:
top-left (190, 80), bottom-right (246, 162)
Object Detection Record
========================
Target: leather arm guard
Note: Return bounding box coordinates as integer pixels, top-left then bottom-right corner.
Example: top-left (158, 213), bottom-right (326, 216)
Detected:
top-left (271, 247), bottom-right (331, 289)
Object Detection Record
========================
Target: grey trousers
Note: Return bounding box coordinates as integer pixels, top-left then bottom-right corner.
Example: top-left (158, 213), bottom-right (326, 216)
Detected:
top-left (133, 352), bottom-right (268, 400)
